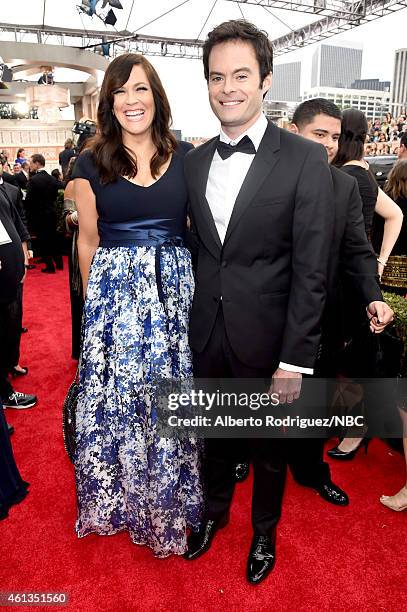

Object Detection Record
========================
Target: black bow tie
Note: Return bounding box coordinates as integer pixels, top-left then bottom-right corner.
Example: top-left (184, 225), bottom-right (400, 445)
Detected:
top-left (216, 135), bottom-right (256, 160)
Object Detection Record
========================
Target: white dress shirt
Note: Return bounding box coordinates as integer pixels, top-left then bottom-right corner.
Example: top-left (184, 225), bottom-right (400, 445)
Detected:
top-left (205, 113), bottom-right (312, 375)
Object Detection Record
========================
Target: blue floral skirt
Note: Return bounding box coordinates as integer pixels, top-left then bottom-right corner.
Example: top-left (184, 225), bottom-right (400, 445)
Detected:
top-left (74, 246), bottom-right (203, 557)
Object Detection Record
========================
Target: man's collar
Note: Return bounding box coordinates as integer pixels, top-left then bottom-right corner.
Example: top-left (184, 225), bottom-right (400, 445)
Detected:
top-left (219, 113), bottom-right (267, 152)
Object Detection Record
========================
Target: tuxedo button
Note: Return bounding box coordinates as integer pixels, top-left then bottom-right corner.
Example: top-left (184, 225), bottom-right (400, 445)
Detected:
top-left (221, 260), bottom-right (227, 268)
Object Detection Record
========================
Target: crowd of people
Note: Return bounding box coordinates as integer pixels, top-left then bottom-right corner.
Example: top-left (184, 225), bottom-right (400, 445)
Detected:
top-left (1, 19), bottom-right (406, 587)
top-left (365, 113), bottom-right (407, 156)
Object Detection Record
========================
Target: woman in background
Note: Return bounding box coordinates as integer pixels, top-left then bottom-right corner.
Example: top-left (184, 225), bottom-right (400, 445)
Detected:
top-left (379, 160), bottom-right (407, 511)
top-left (329, 108), bottom-right (403, 459)
top-left (63, 156), bottom-right (82, 361)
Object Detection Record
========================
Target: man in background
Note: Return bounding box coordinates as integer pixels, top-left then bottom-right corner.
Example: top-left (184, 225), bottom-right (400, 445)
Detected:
top-left (25, 154), bottom-right (62, 273)
top-left (59, 138), bottom-right (75, 180)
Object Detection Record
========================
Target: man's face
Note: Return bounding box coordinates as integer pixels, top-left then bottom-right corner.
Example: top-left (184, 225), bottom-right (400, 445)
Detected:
top-left (29, 157), bottom-right (38, 173)
top-left (290, 113), bottom-right (341, 163)
top-left (207, 39), bottom-right (271, 138)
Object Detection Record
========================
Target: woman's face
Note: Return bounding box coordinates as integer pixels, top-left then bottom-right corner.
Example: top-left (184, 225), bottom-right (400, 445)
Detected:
top-left (112, 64), bottom-right (155, 141)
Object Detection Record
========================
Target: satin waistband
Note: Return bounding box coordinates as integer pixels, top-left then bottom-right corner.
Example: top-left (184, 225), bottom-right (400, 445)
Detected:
top-left (98, 226), bottom-right (184, 305)
top-left (98, 219), bottom-right (183, 248)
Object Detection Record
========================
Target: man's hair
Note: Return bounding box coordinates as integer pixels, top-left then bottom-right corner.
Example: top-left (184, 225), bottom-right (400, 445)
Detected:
top-left (64, 138), bottom-right (74, 148)
top-left (292, 98), bottom-right (342, 129)
top-left (202, 19), bottom-right (273, 85)
top-left (31, 153), bottom-right (45, 166)
top-left (51, 168), bottom-right (61, 179)
top-left (400, 131), bottom-right (407, 148)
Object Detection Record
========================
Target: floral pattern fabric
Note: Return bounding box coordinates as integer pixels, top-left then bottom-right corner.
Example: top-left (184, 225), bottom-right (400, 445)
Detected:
top-left (74, 245), bottom-right (203, 557)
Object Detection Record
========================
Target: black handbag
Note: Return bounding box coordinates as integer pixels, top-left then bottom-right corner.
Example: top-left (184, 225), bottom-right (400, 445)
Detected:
top-left (62, 370), bottom-right (79, 463)
top-left (338, 323), bottom-right (402, 378)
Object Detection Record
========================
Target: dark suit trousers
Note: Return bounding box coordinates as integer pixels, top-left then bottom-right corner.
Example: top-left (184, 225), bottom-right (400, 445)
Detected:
top-left (193, 306), bottom-right (287, 536)
top-left (0, 295), bottom-right (22, 399)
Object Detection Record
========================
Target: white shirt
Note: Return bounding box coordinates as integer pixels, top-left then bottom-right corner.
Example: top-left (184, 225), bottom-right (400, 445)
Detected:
top-left (206, 113), bottom-right (267, 244)
top-left (205, 113), bottom-right (312, 375)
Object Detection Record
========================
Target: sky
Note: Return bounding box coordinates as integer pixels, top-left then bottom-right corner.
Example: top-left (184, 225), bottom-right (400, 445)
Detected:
top-left (1, 0), bottom-right (407, 135)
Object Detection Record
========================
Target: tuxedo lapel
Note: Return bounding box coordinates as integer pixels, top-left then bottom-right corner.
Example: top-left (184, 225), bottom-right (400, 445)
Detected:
top-left (224, 121), bottom-right (280, 245)
top-left (193, 137), bottom-right (222, 251)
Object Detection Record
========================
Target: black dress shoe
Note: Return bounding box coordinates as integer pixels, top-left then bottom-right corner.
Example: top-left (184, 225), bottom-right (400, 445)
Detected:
top-left (312, 481), bottom-right (349, 506)
top-left (247, 532), bottom-right (276, 585)
top-left (183, 514), bottom-right (229, 561)
top-left (235, 462), bottom-right (250, 483)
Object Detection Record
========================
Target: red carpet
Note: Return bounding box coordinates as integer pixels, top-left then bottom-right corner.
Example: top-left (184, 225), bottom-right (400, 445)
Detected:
top-left (1, 260), bottom-right (405, 612)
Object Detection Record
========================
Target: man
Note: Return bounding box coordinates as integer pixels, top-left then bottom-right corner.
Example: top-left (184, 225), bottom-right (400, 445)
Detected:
top-left (398, 131), bottom-right (407, 159)
top-left (286, 98), bottom-right (394, 492)
top-left (0, 163), bottom-right (37, 410)
top-left (183, 20), bottom-right (335, 584)
top-left (59, 138), bottom-right (76, 180)
top-left (13, 161), bottom-right (29, 191)
top-left (25, 154), bottom-right (62, 273)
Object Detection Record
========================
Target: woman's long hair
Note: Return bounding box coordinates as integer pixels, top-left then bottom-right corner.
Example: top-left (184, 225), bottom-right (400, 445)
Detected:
top-left (332, 108), bottom-right (367, 167)
top-left (87, 53), bottom-right (176, 184)
top-left (385, 159), bottom-right (407, 202)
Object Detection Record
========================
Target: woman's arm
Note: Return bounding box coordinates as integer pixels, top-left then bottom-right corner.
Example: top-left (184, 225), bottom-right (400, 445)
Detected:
top-left (74, 178), bottom-right (99, 297)
top-left (63, 181), bottom-right (78, 232)
top-left (375, 187), bottom-right (403, 277)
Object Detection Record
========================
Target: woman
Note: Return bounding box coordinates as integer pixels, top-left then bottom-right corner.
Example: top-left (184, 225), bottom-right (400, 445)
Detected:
top-left (63, 156), bottom-right (83, 361)
top-left (73, 53), bottom-right (203, 557)
top-left (14, 148), bottom-right (27, 166)
top-left (328, 108), bottom-right (403, 459)
top-left (379, 160), bottom-right (407, 511)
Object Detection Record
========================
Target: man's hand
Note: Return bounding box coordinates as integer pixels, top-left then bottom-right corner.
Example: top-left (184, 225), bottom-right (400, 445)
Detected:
top-left (269, 368), bottom-right (302, 405)
top-left (366, 301), bottom-right (394, 333)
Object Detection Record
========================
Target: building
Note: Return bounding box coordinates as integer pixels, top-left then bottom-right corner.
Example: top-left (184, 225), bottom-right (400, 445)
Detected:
top-left (266, 62), bottom-right (301, 103)
top-left (391, 48), bottom-right (407, 117)
top-left (302, 86), bottom-right (391, 120)
top-left (351, 79), bottom-right (391, 92)
top-left (311, 43), bottom-right (363, 89)
top-left (262, 100), bottom-right (297, 126)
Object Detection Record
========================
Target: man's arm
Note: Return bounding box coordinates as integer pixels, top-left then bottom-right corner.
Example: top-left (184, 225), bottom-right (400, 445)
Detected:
top-left (341, 179), bottom-right (382, 303)
top-left (341, 180), bottom-right (394, 332)
top-left (279, 144), bottom-right (334, 370)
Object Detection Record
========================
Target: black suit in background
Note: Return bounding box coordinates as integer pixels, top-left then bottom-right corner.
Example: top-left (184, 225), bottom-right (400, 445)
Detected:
top-left (25, 169), bottom-right (62, 271)
top-left (288, 165), bottom-right (383, 486)
top-left (13, 170), bottom-right (28, 192)
top-left (0, 404), bottom-right (29, 520)
top-left (186, 121), bottom-right (334, 534)
top-left (0, 181), bottom-right (30, 400)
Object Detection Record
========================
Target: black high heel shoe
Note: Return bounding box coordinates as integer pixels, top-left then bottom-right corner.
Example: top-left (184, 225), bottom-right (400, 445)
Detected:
top-left (327, 438), bottom-right (369, 460)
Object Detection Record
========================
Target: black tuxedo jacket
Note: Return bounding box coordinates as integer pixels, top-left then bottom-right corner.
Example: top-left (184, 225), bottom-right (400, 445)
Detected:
top-left (13, 171), bottom-right (28, 191)
top-left (185, 121), bottom-right (334, 370)
top-left (25, 170), bottom-right (60, 232)
top-left (322, 166), bottom-right (382, 354)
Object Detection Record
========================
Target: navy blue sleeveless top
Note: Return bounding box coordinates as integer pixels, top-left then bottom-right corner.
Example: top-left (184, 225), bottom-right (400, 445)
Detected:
top-left (72, 141), bottom-right (193, 247)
